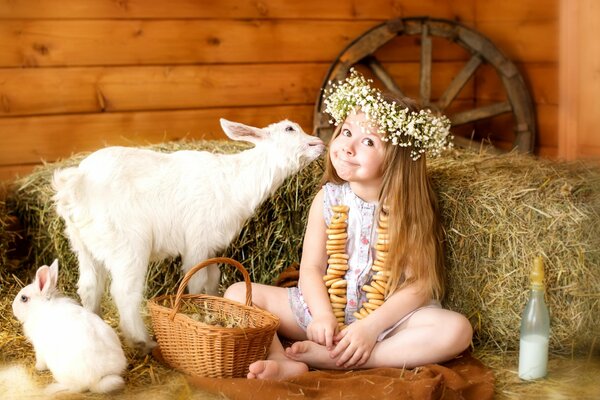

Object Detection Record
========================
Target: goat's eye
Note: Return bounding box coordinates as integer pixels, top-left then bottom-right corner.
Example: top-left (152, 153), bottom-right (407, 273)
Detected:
top-left (285, 125), bottom-right (296, 133)
top-left (20, 295), bottom-right (28, 303)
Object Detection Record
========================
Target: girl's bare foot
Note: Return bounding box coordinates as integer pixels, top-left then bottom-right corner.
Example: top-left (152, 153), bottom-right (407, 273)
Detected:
top-left (285, 340), bottom-right (342, 369)
top-left (247, 357), bottom-right (308, 380)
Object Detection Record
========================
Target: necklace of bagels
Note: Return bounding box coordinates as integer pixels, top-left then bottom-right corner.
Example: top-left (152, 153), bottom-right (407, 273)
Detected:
top-left (323, 205), bottom-right (390, 329)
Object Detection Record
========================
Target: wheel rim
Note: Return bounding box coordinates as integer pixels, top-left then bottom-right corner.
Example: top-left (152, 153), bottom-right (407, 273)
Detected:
top-left (313, 17), bottom-right (536, 153)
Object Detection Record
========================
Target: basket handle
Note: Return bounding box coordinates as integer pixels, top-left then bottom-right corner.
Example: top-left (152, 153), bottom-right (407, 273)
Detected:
top-left (170, 257), bottom-right (252, 320)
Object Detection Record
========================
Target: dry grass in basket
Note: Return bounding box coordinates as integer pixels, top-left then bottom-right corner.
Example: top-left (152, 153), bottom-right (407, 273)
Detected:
top-left (159, 297), bottom-right (252, 329)
top-left (6, 142), bottom-right (600, 356)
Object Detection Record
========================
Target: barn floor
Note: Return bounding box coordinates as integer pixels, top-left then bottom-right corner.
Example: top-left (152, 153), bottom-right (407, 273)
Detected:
top-left (1, 284), bottom-right (598, 400)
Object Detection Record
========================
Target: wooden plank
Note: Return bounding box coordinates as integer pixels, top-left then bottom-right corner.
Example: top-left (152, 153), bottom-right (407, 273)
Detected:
top-left (0, 20), bottom-right (378, 67)
top-left (0, 0), bottom-right (475, 20)
top-left (0, 63), bottom-right (327, 116)
top-left (476, 0), bottom-right (559, 22)
top-left (0, 18), bottom-right (483, 68)
top-left (0, 105), bottom-right (314, 165)
top-left (475, 20), bottom-right (558, 63)
top-left (558, 0), bottom-right (579, 160)
top-left (0, 61), bottom-right (473, 117)
top-left (473, 103), bottom-right (557, 147)
top-left (0, 0), bottom-right (393, 19)
top-left (0, 164), bottom-right (37, 183)
top-left (536, 145), bottom-right (558, 158)
top-left (475, 63), bottom-right (558, 105)
top-left (574, 0), bottom-right (600, 159)
top-left (528, 104), bottom-right (558, 147)
top-left (576, 146), bottom-right (600, 160)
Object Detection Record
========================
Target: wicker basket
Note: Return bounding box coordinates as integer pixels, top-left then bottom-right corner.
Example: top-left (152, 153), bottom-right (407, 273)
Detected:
top-left (148, 257), bottom-right (280, 378)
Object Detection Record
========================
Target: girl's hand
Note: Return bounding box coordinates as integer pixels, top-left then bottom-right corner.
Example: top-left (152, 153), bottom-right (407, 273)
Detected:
top-left (306, 313), bottom-right (339, 350)
top-left (330, 318), bottom-right (379, 368)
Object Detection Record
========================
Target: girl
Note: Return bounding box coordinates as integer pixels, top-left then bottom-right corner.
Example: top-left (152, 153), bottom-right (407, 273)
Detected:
top-left (224, 69), bottom-right (473, 380)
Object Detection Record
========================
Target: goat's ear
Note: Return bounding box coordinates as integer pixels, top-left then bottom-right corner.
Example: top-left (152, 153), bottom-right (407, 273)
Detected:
top-left (220, 119), bottom-right (265, 144)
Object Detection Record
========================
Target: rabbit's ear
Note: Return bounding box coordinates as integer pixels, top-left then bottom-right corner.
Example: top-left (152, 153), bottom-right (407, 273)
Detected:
top-left (35, 261), bottom-right (58, 296)
top-left (49, 259), bottom-right (59, 276)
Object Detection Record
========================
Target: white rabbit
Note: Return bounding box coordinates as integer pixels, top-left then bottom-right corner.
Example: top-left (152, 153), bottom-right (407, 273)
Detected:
top-left (12, 259), bottom-right (127, 394)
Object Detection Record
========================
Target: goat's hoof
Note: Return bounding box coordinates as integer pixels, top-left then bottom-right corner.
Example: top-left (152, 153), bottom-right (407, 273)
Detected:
top-left (132, 340), bottom-right (157, 357)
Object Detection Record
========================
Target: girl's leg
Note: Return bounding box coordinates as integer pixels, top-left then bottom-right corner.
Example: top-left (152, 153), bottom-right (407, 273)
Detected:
top-left (224, 282), bottom-right (309, 379)
top-left (288, 308), bottom-right (472, 370)
top-left (363, 307), bottom-right (472, 368)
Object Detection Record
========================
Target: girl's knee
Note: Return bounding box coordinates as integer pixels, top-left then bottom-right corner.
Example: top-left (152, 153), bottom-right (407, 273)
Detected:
top-left (447, 314), bottom-right (473, 352)
top-left (223, 282), bottom-right (247, 303)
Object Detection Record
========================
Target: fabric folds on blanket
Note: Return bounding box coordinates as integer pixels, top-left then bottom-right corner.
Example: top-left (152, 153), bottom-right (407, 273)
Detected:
top-left (178, 351), bottom-right (494, 400)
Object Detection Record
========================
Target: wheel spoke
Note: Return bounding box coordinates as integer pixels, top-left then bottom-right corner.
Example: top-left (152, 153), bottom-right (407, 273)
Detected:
top-left (436, 54), bottom-right (482, 110)
top-left (420, 23), bottom-right (432, 105)
top-left (449, 101), bottom-right (512, 125)
top-left (339, 24), bottom-right (397, 67)
top-left (362, 56), bottom-right (405, 97)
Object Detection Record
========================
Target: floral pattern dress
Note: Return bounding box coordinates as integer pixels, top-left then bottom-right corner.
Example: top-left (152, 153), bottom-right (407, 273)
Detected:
top-left (288, 182), bottom-right (442, 339)
top-left (288, 182), bottom-right (378, 328)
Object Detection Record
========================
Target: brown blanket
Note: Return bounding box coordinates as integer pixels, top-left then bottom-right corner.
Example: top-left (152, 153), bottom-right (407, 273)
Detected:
top-left (163, 351), bottom-right (494, 400)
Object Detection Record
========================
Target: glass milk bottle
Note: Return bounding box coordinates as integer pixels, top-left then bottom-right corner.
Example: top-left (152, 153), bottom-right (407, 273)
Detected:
top-left (518, 256), bottom-right (550, 380)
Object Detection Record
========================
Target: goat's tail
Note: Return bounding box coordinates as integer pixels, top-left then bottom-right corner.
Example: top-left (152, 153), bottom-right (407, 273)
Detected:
top-left (52, 167), bottom-right (84, 219)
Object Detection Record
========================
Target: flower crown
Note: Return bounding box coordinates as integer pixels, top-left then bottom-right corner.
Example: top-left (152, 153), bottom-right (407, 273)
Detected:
top-left (323, 69), bottom-right (453, 160)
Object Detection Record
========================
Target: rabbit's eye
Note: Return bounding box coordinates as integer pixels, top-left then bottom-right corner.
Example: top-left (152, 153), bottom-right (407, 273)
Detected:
top-left (20, 295), bottom-right (28, 303)
top-left (285, 125), bottom-right (296, 133)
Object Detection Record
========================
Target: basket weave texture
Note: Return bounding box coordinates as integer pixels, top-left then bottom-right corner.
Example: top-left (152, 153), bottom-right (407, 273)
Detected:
top-left (148, 257), bottom-right (280, 378)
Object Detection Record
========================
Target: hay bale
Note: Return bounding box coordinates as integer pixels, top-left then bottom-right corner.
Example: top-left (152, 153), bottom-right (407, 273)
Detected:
top-left (6, 142), bottom-right (599, 355)
top-left (0, 199), bottom-right (18, 285)
top-left (430, 150), bottom-right (600, 355)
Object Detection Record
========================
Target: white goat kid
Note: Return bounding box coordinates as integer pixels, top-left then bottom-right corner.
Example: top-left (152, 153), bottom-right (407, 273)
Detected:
top-left (52, 119), bottom-right (324, 354)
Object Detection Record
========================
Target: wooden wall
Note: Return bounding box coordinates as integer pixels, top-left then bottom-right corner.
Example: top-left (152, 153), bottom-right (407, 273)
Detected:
top-left (559, 0), bottom-right (600, 160)
top-left (0, 0), bottom-right (560, 182)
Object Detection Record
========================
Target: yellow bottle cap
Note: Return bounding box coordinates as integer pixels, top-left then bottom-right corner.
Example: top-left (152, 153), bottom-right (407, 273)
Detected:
top-left (531, 256), bottom-right (545, 289)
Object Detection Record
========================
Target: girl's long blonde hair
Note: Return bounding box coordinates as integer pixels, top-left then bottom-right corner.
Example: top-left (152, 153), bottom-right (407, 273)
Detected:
top-left (322, 97), bottom-right (445, 301)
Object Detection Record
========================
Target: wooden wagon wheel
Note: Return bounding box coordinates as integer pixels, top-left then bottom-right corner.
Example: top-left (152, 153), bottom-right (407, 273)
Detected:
top-left (313, 17), bottom-right (536, 153)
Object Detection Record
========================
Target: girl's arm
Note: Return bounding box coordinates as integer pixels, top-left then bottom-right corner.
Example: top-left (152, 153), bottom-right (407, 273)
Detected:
top-left (298, 189), bottom-right (338, 348)
top-left (359, 280), bottom-right (428, 336)
top-left (330, 279), bottom-right (429, 367)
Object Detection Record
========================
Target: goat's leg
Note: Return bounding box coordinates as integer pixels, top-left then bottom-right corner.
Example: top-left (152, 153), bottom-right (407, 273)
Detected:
top-left (204, 262), bottom-right (222, 296)
top-left (71, 238), bottom-right (107, 315)
top-left (108, 257), bottom-right (155, 355)
top-left (182, 254), bottom-right (220, 295)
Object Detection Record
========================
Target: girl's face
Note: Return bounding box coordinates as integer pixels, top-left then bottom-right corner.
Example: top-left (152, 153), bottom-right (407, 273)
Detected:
top-left (329, 110), bottom-right (386, 184)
